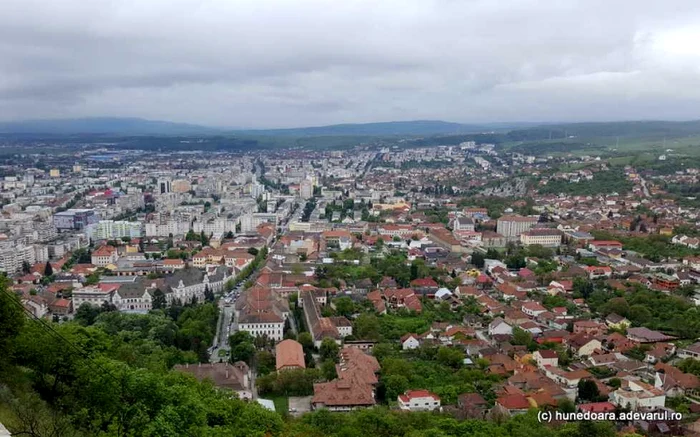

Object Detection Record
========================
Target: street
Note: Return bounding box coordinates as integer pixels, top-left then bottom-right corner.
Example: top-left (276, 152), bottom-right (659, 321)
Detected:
top-left (209, 285), bottom-right (243, 363)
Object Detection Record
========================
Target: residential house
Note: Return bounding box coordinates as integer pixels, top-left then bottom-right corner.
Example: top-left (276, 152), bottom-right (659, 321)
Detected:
top-left (457, 393), bottom-right (488, 419)
top-left (605, 313), bottom-right (631, 330)
top-left (678, 342), bottom-right (700, 360)
top-left (627, 327), bottom-right (675, 344)
top-left (175, 362), bottom-right (253, 400)
top-left (585, 266), bottom-right (613, 279)
top-left (566, 334), bottom-right (602, 357)
top-left (654, 362), bottom-right (700, 397)
top-left (488, 318), bottom-right (513, 337)
top-left (521, 302), bottom-right (547, 318)
top-left (573, 320), bottom-right (607, 336)
top-left (610, 377), bottom-right (665, 411)
top-left (401, 333), bottom-right (421, 350)
top-left (398, 390), bottom-right (441, 411)
top-left (495, 394), bottom-right (531, 415)
top-left (533, 350), bottom-right (559, 369)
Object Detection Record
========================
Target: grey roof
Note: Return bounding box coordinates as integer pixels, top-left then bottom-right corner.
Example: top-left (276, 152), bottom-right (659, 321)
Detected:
top-left (115, 279), bottom-right (152, 299)
top-left (456, 217), bottom-right (474, 225)
top-left (208, 265), bottom-right (228, 283)
top-left (165, 268), bottom-right (205, 290)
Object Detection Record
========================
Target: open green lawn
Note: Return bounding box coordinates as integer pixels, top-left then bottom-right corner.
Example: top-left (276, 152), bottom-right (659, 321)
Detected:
top-left (501, 134), bottom-right (700, 159)
top-left (268, 395), bottom-right (289, 416)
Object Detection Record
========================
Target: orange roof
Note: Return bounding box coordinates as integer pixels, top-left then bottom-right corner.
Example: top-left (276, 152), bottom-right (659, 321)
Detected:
top-left (93, 245), bottom-right (116, 256)
top-left (275, 339), bottom-right (305, 370)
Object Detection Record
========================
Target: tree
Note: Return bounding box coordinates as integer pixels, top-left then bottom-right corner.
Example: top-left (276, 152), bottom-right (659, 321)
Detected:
top-left (256, 351), bottom-right (276, 376)
top-left (471, 252), bottom-right (485, 268)
top-left (204, 285), bottom-right (214, 303)
top-left (225, 231), bottom-right (234, 239)
top-left (152, 289), bottom-right (166, 310)
top-left (628, 304), bottom-right (652, 325)
top-left (383, 374), bottom-right (409, 401)
top-left (229, 331), bottom-right (254, 348)
top-left (601, 297), bottom-right (630, 318)
top-left (231, 342), bottom-right (255, 364)
top-left (577, 378), bottom-right (601, 402)
top-left (199, 231), bottom-right (209, 246)
top-left (321, 359), bottom-right (338, 380)
top-left (84, 272), bottom-right (100, 285)
top-left (21, 260), bottom-right (31, 274)
top-left (100, 301), bottom-right (117, 313)
top-left (557, 398), bottom-right (576, 413)
top-left (505, 254), bottom-right (526, 269)
top-left (354, 313), bottom-right (381, 340)
top-left (572, 277), bottom-right (595, 299)
top-left (524, 244), bottom-right (554, 259)
top-left (43, 261), bottom-right (53, 277)
top-left (333, 296), bottom-right (355, 317)
top-left (436, 346), bottom-right (464, 368)
top-left (247, 247), bottom-right (259, 256)
top-left (298, 332), bottom-right (314, 351)
top-left (320, 338), bottom-right (340, 363)
top-left (512, 327), bottom-right (534, 348)
top-left (74, 303), bottom-right (101, 326)
top-left (0, 279), bottom-right (25, 363)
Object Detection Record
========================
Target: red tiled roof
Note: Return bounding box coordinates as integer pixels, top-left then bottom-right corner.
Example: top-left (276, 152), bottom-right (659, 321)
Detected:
top-left (496, 394), bottom-right (530, 410)
top-left (275, 339), bottom-right (305, 370)
top-left (398, 390), bottom-right (440, 402)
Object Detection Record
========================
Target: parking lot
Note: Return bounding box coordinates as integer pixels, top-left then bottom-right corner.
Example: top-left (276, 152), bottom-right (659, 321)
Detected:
top-left (287, 396), bottom-right (313, 417)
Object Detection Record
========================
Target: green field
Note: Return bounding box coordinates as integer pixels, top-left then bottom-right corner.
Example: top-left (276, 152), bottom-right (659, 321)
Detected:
top-left (268, 395), bottom-right (289, 416)
top-left (502, 133), bottom-right (700, 161)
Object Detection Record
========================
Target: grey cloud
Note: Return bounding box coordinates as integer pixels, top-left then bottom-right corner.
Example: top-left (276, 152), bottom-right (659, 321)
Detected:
top-left (2, 0), bottom-right (700, 127)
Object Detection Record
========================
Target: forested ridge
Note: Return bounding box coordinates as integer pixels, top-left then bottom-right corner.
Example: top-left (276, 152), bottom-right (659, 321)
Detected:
top-left (1, 280), bottom-right (625, 436)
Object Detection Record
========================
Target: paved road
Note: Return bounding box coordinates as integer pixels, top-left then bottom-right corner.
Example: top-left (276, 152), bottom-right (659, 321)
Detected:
top-left (209, 287), bottom-right (243, 362)
top-left (210, 305), bottom-right (233, 362)
top-left (288, 312), bottom-right (299, 337)
top-left (639, 176), bottom-right (651, 198)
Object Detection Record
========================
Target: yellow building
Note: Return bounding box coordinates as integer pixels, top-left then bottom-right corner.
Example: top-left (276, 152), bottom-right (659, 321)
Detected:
top-left (171, 179), bottom-right (192, 193)
top-left (49, 168), bottom-right (60, 178)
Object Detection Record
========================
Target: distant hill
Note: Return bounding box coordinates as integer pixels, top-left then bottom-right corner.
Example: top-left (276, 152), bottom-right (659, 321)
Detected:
top-left (510, 120), bottom-right (700, 140)
top-left (2, 117), bottom-right (700, 142)
top-left (0, 118), bottom-right (520, 137)
top-left (235, 120), bottom-right (500, 136)
top-left (0, 117), bottom-right (221, 135)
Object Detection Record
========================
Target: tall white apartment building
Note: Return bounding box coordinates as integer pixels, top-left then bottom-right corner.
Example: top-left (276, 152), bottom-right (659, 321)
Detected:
top-left (497, 215), bottom-right (538, 238)
top-left (89, 220), bottom-right (143, 240)
top-left (0, 244), bottom-right (37, 273)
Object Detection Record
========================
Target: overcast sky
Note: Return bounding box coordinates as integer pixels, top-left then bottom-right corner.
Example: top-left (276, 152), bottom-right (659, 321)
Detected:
top-left (2, 0), bottom-right (700, 128)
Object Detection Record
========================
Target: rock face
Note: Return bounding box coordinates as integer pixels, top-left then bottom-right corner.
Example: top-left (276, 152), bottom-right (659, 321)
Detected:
top-left (480, 178), bottom-right (528, 198)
